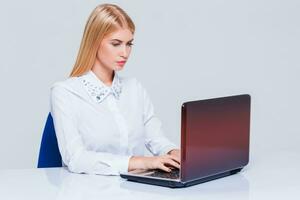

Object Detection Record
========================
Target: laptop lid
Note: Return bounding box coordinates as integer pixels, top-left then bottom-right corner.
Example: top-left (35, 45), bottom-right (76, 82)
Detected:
top-left (180, 94), bottom-right (251, 182)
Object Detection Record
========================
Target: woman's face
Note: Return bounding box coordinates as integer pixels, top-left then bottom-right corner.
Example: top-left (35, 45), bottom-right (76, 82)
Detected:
top-left (95, 28), bottom-right (134, 72)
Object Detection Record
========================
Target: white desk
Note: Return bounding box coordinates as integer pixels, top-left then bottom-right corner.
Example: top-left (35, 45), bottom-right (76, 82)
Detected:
top-left (1, 151), bottom-right (299, 200)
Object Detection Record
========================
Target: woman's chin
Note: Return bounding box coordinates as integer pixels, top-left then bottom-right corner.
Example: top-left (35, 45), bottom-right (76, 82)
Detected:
top-left (115, 65), bottom-right (125, 71)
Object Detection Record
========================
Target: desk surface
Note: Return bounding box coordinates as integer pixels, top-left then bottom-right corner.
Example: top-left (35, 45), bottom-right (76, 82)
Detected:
top-left (1, 151), bottom-right (299, 200)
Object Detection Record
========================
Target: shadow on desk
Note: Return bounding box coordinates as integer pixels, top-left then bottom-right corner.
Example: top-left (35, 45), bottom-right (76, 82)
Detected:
top-left (120, 172), bottom-right (250, 198)
top-left (42, 168), bottom-right (249, 199)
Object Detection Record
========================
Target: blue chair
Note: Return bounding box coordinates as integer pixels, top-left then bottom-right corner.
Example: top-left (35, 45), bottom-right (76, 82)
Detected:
top-left (37, 112), bottom-right (62, 168)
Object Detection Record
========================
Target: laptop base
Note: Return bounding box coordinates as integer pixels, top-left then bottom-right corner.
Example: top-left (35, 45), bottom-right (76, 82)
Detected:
top-left (121, 168), bottom-right (243, 188)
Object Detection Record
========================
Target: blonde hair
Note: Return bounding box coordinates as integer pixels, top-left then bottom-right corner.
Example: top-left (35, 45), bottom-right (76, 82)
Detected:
top-left (69, 4), bottom-right (135, 77)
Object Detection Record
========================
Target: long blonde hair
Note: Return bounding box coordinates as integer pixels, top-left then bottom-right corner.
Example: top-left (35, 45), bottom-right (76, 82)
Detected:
top-left (69, 4), bottom-right (135, 77)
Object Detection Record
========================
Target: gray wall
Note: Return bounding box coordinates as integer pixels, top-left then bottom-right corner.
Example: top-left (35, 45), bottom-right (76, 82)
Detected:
top-left (0, 0), bottom-right (299, 169)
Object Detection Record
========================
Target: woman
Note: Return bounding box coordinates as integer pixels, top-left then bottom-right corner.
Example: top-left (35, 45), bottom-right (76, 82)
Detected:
top-left (50, 3), bottom-right (180, 175)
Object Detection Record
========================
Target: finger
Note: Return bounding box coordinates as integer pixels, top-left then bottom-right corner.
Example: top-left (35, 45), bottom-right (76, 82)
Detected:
top-left (158, 163), bottom-right (171, 172)
top-left (167, 154), bottom-right (181, 164)
top-left (163, 158), bottom-right (181, 169)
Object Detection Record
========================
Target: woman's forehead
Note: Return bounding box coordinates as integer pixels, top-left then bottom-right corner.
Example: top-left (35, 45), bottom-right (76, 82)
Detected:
top-left (105, 28), bottom-right (134, 41)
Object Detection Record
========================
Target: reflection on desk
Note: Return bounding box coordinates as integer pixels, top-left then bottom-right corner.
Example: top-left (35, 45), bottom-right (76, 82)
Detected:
top-left (1, 150), bottom-right (300, 200)
top-left (0, 167), bottom-right (249, 200)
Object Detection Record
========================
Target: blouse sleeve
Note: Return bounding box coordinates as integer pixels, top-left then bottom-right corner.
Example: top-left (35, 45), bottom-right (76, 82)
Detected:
top-left (136, 80), bottom-right (178, 156)
top-left (50, 83), bottom-right (131, 175)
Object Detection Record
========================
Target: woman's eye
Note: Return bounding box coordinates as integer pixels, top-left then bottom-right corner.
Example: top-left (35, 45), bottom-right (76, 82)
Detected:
top-left (111, 43), bottom-right (134, 47)
top-left (127, 43), bottom-right (134, 47)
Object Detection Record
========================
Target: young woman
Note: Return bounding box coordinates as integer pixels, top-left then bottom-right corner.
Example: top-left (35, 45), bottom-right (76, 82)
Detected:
top-left (50, 3), bottom-right (180, 175)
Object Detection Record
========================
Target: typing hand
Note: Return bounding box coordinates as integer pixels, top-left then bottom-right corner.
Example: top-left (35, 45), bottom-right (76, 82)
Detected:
top-left (167, 149), bottom-right (181, 164)
top-left (128, 154), bottom-right (180, 172)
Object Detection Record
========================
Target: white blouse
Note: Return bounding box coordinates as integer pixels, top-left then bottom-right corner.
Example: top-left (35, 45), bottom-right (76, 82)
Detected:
top-left (50, 70), bottom-right (177, 175)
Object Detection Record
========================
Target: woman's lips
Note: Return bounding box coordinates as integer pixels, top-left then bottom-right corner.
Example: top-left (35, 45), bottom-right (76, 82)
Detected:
top-left (117, 61), bottom-right (126, 65)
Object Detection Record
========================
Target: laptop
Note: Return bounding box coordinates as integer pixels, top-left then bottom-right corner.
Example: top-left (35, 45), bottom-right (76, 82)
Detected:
top-left (120, 94), bottom-right (251, 188)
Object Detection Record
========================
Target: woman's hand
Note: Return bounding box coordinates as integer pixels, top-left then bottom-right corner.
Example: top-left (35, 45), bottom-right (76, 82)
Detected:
top-left (167, 149), bottom-right (180, 163)
top-left (128, 154), bottom-right (180, 172)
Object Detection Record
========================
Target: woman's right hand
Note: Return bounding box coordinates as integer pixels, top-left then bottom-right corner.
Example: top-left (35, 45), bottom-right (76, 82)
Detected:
top-left (128, 154), bottom-right (180, 172)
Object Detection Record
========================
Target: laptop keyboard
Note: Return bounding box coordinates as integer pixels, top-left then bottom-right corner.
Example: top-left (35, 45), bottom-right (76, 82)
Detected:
top-left (147, 169), bottom-right (180, 179)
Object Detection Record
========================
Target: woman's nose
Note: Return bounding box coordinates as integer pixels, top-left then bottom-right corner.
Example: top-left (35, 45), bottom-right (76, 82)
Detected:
top-left (119, 45), bottom-right (129, 58)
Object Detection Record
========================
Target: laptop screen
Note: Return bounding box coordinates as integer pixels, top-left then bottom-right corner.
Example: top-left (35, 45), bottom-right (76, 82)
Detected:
top-left (180, 94), bottom-right (251, 182)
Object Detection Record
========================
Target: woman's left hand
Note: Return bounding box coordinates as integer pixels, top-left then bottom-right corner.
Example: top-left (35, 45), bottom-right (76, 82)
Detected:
top-left (167, 149), bottom-right (181, 164)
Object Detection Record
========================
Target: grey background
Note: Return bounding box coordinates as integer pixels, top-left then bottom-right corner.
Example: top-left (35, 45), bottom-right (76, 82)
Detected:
top-left (0, 0), bottom-right (299, 169)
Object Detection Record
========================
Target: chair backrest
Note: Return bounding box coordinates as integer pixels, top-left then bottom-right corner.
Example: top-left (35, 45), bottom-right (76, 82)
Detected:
top-left (37, 113), bottom-right (62, 168)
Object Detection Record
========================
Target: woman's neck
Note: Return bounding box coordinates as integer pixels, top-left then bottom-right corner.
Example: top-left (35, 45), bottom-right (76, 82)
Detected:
top-left (91, 60), bottom-right (114, 87)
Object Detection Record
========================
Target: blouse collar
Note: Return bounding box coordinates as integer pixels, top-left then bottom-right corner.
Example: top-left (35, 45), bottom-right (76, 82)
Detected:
top-left (79, 70), bottom-right (122, 103)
